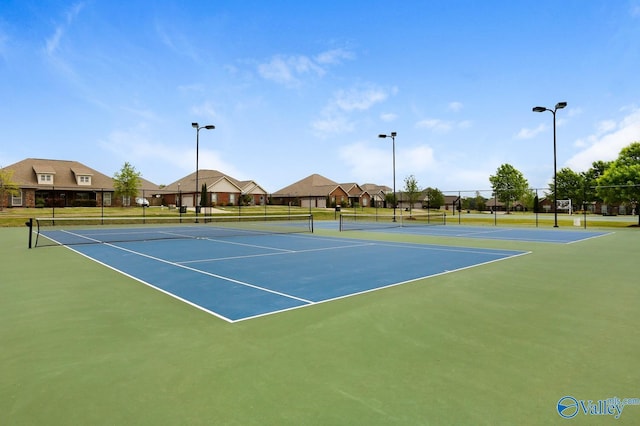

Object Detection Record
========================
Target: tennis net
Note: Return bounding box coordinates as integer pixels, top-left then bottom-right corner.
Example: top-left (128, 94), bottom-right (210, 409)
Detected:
top-left (339, 212), bottom-right (446, 231)
top-left (28, 214), bottom-right (314, 248)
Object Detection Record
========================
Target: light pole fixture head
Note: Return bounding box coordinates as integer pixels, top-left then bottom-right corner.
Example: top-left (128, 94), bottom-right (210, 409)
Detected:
top-left (379, 132), bottom-right (397, 138)
top-left (532, 106), bottom-right (547, 113)
top-left (203, 125), bottom-right (215, 130)
top-left (555, 101), bottom-right (567, 110)
top-left (192, 122), bottom-right (198, 128)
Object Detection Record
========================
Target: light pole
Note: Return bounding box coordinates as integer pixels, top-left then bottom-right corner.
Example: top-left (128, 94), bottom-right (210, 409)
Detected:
top-left (532, 102), bottom-right (566, 228)
top-left (192, 122), bottom-right (215, 222)
top-left (378, 132), bottom-right (397, 222)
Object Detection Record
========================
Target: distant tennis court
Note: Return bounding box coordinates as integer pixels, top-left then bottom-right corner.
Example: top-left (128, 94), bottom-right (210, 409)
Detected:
top-left (364, 225), bottom-right (610, 243)
top-left (338, 213), bottom-right (611, 243)
top-left (31, 215), bottom-right (527, 322)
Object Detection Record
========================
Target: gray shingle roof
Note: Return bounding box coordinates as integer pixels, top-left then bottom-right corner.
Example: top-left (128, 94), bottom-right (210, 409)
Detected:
top-left (272, 174), bottom-right (341, 197)
top-left (6, 158), bottom-right (116, 190)
top-left (5, 158), bottom-right (159, 193)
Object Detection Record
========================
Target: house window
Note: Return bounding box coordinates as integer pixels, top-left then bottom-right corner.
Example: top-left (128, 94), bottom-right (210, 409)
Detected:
top-left (78, 175), bottom-right (91, 185)
top-left (39, 174), bottom-right (53, 184)
top-left (211, 193), bottom-right (218, 204)
top-left (12, 191), bottom-right (23, 206)
top-left (104, 192), bottom-right (112, 206)
top-left (229, 193), bottom-right (235, 204)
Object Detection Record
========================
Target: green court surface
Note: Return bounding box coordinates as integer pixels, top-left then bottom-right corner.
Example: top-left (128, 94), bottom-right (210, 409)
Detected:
top-left (1, 225), bottom-right (639, 425)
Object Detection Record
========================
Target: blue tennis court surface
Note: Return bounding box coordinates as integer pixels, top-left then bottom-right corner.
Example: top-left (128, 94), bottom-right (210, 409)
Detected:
top-left (68, 233), bottom-right (528, 322)
top-left (329, 222), bottom-right (611, 244)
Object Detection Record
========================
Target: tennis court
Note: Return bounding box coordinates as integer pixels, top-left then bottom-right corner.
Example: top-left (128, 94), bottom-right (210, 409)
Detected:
top-left (4, 219), bottom-right (638, 425)
top-left (357, 224), bottom-right (610, 243)
top-left (41, 227), bottom-right (527, 322)
top-left (338, 213), bottom-right (611, 243)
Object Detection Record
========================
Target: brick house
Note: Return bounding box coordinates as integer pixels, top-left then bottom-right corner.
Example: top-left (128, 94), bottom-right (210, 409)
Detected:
top-left (3, 158), bottom-right (160, 208)
top-left (271, 174), bottom-right (349, 208)
top-left (341, 183), bottom-right (372, 208)
top-left (360, 183), bottom-right (389, 208)
top-left (162, 170), bottom-right (268, 207)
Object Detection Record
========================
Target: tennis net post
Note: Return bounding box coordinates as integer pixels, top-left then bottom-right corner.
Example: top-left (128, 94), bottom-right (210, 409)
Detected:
top-left (26, 218), bottom-right (33, 249)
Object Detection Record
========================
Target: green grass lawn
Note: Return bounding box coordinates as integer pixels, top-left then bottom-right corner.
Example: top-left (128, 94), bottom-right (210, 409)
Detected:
top-left (1, 224), bottom-right (639, 424)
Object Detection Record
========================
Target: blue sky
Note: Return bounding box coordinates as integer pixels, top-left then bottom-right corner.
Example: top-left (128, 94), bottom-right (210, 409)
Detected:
top-left (2, 1), bottom-right (640, 194)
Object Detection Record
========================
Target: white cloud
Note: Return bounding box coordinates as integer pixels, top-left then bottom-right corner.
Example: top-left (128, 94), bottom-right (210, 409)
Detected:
top-left (448, 101), bottom-right (463, 112)
top-left (45, 26), bottom-right (65, 57)
top-left (190, 101), bottom-right (218, 122)
top-left (257, 48), bottom-right (353, 87)
top-left (258, 55), bottom-right (324, 86)
top-left (415, 117), bottom-right (472, 133)
top-left (41, 2), bottom-right (86, 86)
top-left (567, 107), bottom-right (583, 117)
top-left (334, 86), bottom-right (388, 111)
top-left (257, 48), bottom-right (354, 87)
top-left (99, 124), bottom-right (242, 183)
top-left (314, 48), bottom-right (354, 65)
top-left (121, 106), bottom-right (158, 121)
top-left (400, 146), bottom-right (435, 172)
top-left (380, 112), bottom-right (397, 122)
top-left (311, 115), bottom-right (354, 136)
top-left (516, 123), bottom-right (547, 139)
top-left (596, 119), bottom-right (617, 135)
top-left (339, 142), bottom-right (388, 182)
top-left (339, 142), bottom-right (434, 185)
top-left (566, 107), bottom-right (640, 171)
top-left (312, 84), bottom-right (391, 137)
top-left (44, 2), bottom-right (85, 56)
top-left (416, 118), bottom-right (454, 133)
top-left (155, 22), bottom-right (199, 61)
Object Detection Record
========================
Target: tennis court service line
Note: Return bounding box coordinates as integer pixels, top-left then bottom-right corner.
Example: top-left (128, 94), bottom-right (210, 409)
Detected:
top-left (196, 236), bottom-right (297, 252)
top-left (53, 229), bottom-right (104, 245)
top-left (373, 240), bottom-right (525, 257)
top-left (180, 240), bottom-right (377, 264)
top-left (97, 242), bottom-right (315, 305)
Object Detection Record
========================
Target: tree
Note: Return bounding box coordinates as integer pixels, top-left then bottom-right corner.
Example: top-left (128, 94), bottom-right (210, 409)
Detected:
top-left (423, 187), bottom-right (444, 209)
top-left (0, 167), bottom-right (20, 211)
top-left (581, 160), bottom-right (611, 209)
top-left (113, 162), bottom-right (141, 207)
top-left (597, 142), bottom-right (640, 224)
top-left (520, 188), bottom-right (537, 212)
top-left (403, 175), bottom-right (420, 214)
top-left (240, 193), bottom-right (253, 206)
top-left (550, 168), bottom-right (585, 212)
top-left (489, 164), bottom-right (529, 213)
top-left (461, 191), bottom-right (487, 212)
top-left (200, 183), bottom-right (208, 207)
top-left (385, 192), bottom-right (396, 209)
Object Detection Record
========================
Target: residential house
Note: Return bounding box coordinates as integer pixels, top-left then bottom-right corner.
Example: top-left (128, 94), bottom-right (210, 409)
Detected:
top-left (2, 158), bottom-right (151, 208)
top-left (162, 170), bottom-right (268, 207)
top-left (360, 183), bottom-right (390, 208)
top-left (271, 174), bottom-right (349, 208)
top-left (340, 182), bottom-right (371, 208)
